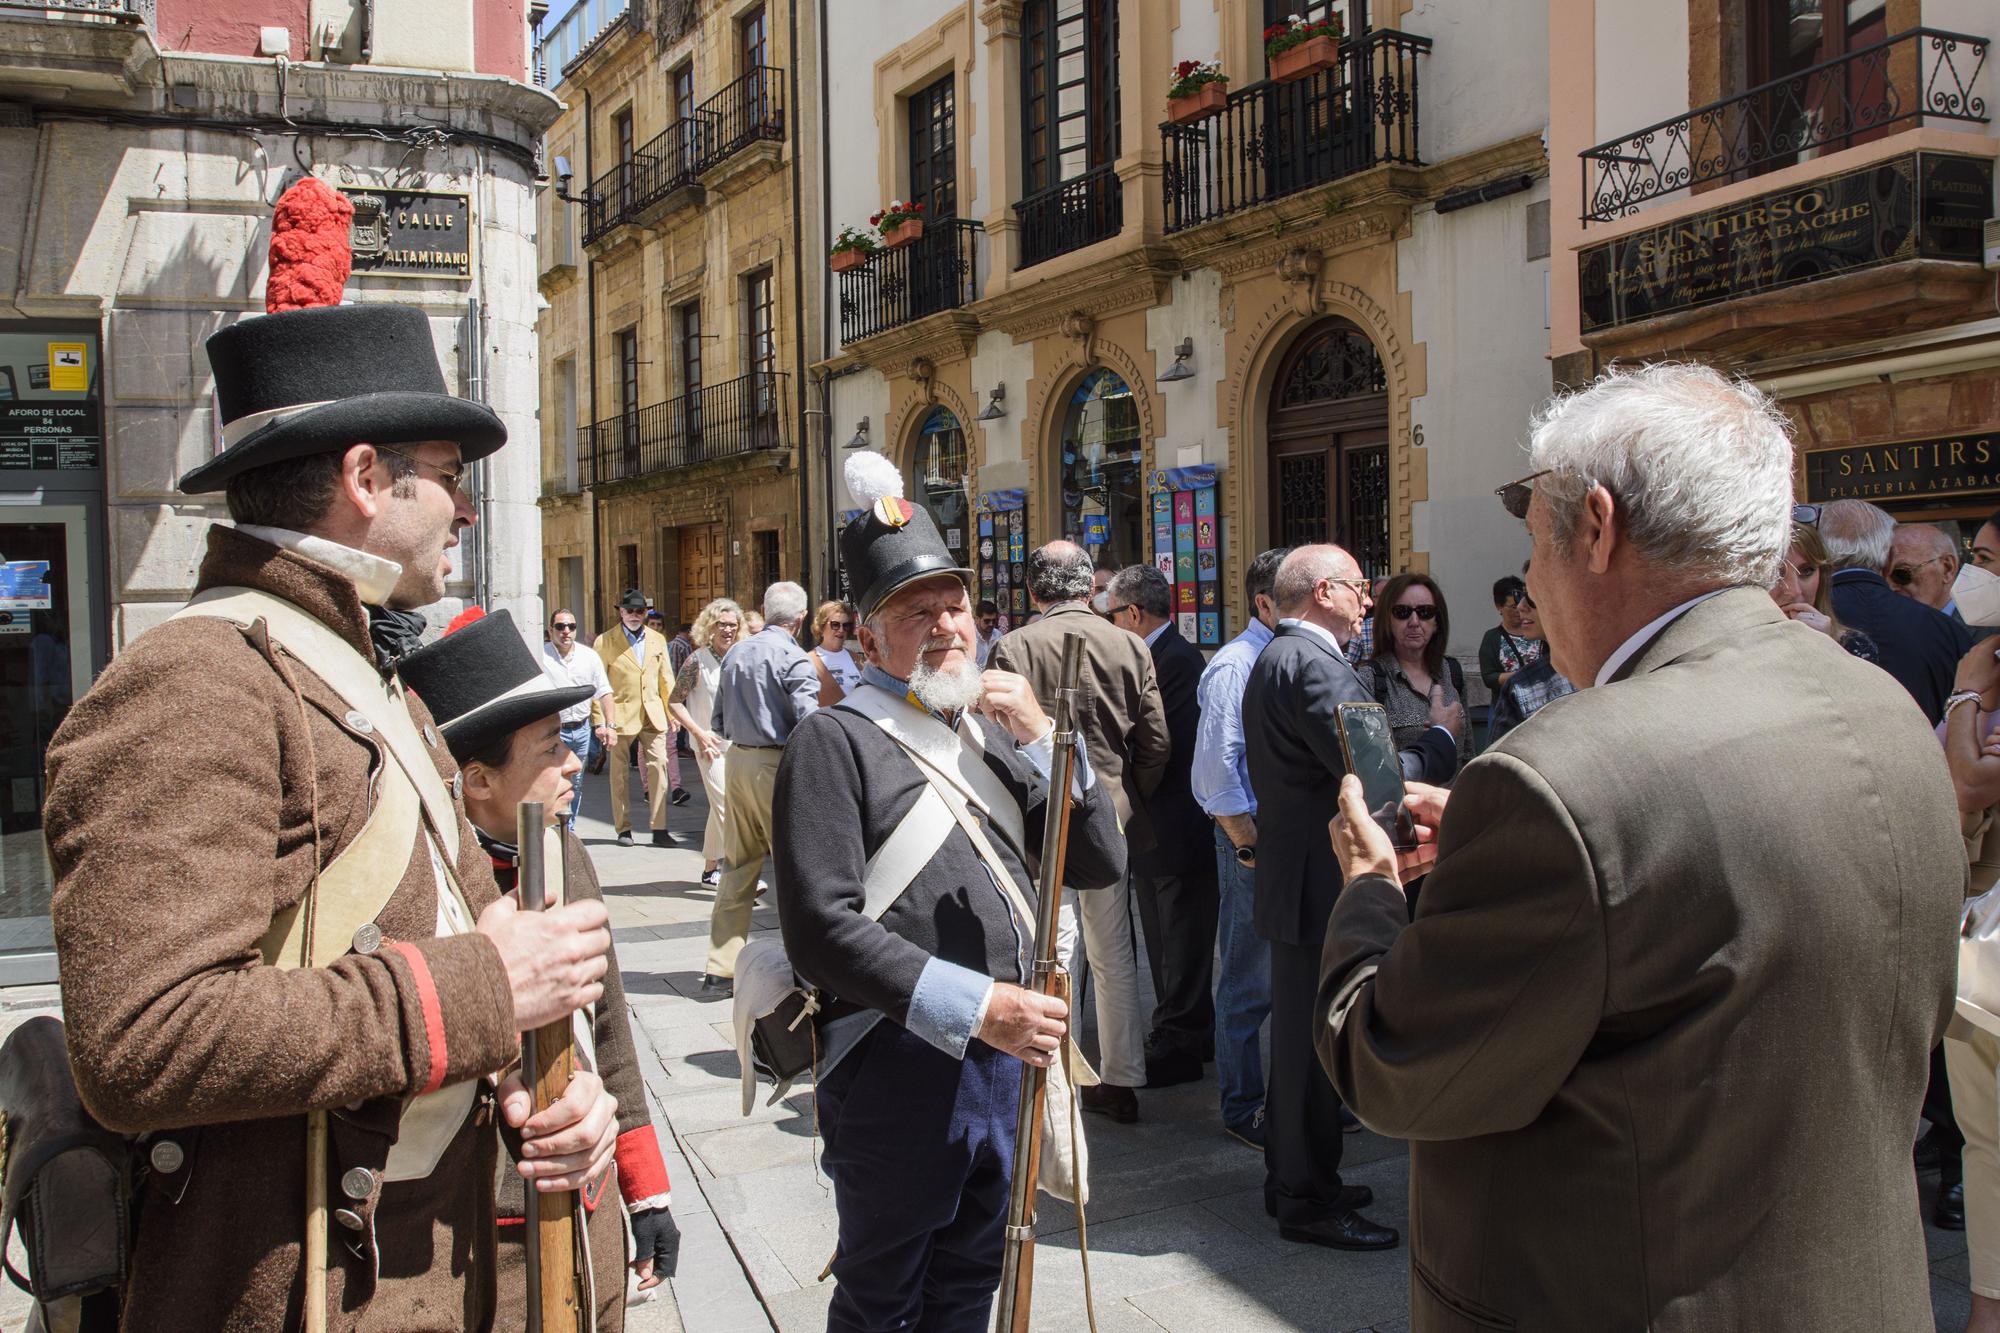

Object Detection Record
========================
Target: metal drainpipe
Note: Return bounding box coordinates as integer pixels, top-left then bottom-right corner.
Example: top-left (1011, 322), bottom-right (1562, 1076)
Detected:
top-left (787, 0), bottom-right (812, 594)
top-left (584, 88), bottom-right (603, 630)
top-left (464, 292), bottom-right (493, 610)
top-left (816, 0), bottom-right (834, 590)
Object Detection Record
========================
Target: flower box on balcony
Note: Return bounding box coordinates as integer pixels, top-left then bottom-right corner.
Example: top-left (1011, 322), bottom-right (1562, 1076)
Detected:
top-left (830, 248), bottom-right (869, 273)
top-left (1271, 33), bottom-right (1337, 81)
top-left (882, 218), bottom-right (925, 248)
top-left (1167, 82), bottom-right (1228, 124)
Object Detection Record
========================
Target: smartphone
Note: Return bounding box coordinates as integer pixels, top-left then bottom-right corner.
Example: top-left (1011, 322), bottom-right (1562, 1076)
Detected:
top-left (1334, 702), bottom-right (1417, 851)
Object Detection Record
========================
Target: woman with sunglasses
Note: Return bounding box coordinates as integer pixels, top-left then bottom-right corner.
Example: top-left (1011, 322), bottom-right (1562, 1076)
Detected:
top-left (669, 598), bottom-right (744, 888)
top-left (808, 599), bottom-right (863, 706)
top-left (1776, 522), bottom-right (1880, 664)
top-left (1353, 572), bottom-right (1472, 780)
top-left (1478, 575), bottom-right (1544, 695)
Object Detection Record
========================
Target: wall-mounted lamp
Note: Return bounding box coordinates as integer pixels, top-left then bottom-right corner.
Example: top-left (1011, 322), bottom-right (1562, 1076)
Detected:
top-left (550, 153), bottom-right (596, 206)
top-left (975, 384), bottom-right (1007, 421)
top-left (844, 416), bottom-right (871, 450)
top-left (1158, 338), bottom-right (1195, 383)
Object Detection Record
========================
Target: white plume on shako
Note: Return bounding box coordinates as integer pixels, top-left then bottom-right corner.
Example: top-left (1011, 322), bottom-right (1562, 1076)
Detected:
top-left (844, 449), bottom-right (905, 510)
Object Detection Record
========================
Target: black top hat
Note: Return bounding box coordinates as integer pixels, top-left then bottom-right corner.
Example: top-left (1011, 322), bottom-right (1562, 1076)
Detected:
top-left (396, 609), bottom-right (592, 765)
top-left (178, 304), bottom-right (507, 495)
top-left (618, 589), bottom-right (649, 611)
top-left (838, 451), bottom-right (971, 622)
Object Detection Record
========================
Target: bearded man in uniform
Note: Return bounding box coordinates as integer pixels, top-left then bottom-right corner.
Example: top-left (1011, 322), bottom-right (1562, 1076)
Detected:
top-left (43, 304), bottom-right (616, 1331)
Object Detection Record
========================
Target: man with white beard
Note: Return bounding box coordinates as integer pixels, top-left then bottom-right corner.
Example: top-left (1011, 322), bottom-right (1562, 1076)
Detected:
top-left (771, 453), bottom-right (1126, 1330)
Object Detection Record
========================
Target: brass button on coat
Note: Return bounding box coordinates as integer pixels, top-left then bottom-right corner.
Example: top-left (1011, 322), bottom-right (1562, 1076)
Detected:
top-left (148, 1139), bottom-right (185, 1174)
top-left (333, 1207), bottom-right (366, 1232)
top-left (350, 923), bottom-right (382, 955)
top-left (341, 1167), bottom-right (377, 1200)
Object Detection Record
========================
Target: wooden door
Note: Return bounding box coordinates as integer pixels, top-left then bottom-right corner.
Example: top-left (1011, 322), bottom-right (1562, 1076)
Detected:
top-left (679, 522), bottom-right (726, 626)
top-left (1266, 322), bottom-right (1390, 576)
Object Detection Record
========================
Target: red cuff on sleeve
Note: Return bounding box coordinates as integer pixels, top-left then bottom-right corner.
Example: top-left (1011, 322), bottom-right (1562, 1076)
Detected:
top-left (385, 940), bottom-right (450, 1095)
top-left (614, 1125), bottom-right (671, 1203)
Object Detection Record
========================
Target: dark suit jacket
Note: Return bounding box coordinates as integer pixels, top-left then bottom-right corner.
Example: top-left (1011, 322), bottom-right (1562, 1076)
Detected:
top-left (1243, 622), bottom-right (1454, 947)
top-left (991, 603), bottom-right (1170, 853)
top-left (1830, 567), bottom-right (1970, 723)
top-left (1318, 589), bottom-right (1964, 1331)
top-left (1134, 623), bottom-right (1211, 874)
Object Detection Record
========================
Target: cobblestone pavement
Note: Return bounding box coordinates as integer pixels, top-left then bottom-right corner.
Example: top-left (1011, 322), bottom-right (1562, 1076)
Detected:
top-left (0, 766), bottom-right (1979, 1330)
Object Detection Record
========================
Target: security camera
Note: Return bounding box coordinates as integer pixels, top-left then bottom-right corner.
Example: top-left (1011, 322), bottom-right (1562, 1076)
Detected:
top-left (553, 154), bottom-right (573, 194)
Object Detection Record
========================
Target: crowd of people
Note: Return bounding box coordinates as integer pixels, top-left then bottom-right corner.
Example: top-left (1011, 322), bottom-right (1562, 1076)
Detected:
top-left (17, 297), bottom-right (1996, 1333)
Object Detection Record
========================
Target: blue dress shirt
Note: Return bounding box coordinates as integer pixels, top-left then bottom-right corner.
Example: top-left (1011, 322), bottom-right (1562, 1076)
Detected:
top-left (1191, 619), bottom-right (1273, 818)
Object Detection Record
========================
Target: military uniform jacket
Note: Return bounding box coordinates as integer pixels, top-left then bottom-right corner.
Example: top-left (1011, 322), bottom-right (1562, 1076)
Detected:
top-left (772, 700), bottom-right (1126, 1031)
top-left (44, 526), bottom-right (521, 1333)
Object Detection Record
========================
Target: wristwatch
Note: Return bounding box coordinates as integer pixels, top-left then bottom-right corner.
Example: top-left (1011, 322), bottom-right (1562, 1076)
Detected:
top-left (1233, 843), bottom-right (1255, 864)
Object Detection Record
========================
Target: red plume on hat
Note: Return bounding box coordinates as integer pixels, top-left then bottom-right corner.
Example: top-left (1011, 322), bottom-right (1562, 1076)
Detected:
top-left (445, 605), bottom-right (487, 635)
top-left (265, 178), bottom-right (353, 313)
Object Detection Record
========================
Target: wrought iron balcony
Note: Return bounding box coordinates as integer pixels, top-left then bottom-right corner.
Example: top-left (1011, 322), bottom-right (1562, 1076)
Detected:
top-left (838, 218), bottom-right (983, 345)
top-left (0, 0), bottom-right (145, 16)
top-left (1015, 164), bottom-right (1123, 269)
top-left (1161, 29), bottom-right (1430, 234)
top-left (584, 371), bottom-right (790, 486)
top-left (577, 65), bottom-right (786, 247)
top-left (1580, 27), bottom-right (1988, 224)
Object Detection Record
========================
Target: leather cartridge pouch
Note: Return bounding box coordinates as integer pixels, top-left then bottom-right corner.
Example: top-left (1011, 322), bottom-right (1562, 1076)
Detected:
top-left (0, 1016), bottom-right (130, 1332)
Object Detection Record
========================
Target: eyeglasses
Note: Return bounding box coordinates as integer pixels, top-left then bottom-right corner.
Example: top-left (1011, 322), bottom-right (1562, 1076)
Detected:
top-left (551, 621), bottom-right (578, 632)
top-left (1496, 469), bottom-right (1552, 521)
top-left (1890, 555), bottom-right (1948, 587)
top-left (1390, 604), bottom-right (1437, 622)
top-left (827, 620), bottom-right (853, 631)
top-left (1792, 504), bottom-right (1823, 526)
top-left (715, 621), bottom-right (741, 632)
top-left (377, 447), bottom-right (465, 495)
top-left (1105, 604), bottom-right (1135, 617)
top-left (1325, 577), bottom-right (1373, 597)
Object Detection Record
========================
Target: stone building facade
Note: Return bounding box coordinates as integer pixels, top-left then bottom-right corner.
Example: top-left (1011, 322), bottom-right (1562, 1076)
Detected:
top-left (0, 0), bottom-right (555, 979)
top-left (535, 0), bottom-right (825, 634)
top-left (819, 0), bottom-right (1552, 661)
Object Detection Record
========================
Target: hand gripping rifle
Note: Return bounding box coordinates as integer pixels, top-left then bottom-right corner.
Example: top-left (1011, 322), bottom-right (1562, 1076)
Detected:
top-left (516, 801), bottom-right (588, 1332)
top-left (994, 634), bottom-right (1086, 1333)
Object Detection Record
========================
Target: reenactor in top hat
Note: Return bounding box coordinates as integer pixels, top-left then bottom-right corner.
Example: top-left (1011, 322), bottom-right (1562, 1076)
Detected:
top-left (42, 303), bottom-right (616, 1331)
top-left (769, 452), bottom-right (1126, 1327)
top-left (398, 608), bottom-right (683, 1328)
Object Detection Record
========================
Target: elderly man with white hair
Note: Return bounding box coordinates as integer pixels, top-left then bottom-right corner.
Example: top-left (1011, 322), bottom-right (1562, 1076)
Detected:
top-left (1315, 363), bottom-right (1965, 1330)
top-left (1820, 498), bottom-right (1972, 724)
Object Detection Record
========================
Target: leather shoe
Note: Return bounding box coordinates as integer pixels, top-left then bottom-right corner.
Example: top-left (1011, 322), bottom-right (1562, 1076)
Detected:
top-left (652, 829), bottom-right (679, 848)
top-left (699, 974), bottom-right (733, 1000)
top-left (1079, 1084), bottom-right (1138, 1124)
top-left (670, 786), bottom-right (691, 806)
top-left (1265, 1185), bottom-right (1373, 1218)
top-left (1279, 1208), bottom-right (1399, 1251)
top-left (1144, 1049), bottom-right (1203, 1089)
top-left (1936, 1181), bottom-right (1966, 1230)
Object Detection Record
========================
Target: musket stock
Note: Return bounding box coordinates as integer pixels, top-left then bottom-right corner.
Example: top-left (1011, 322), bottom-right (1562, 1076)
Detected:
top-left (994, 634), bottom-right (1086, 1333)
top-left (517, 801), bottom-right (587, 1333)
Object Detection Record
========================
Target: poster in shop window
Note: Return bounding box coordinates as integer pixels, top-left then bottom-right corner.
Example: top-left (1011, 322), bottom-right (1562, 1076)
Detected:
top-left (1151, 466), bottom-right (1222, 646)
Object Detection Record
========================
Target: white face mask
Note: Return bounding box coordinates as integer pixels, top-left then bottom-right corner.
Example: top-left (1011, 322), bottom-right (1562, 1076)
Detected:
top-left (1953, 563), bottom-right (2000, 627)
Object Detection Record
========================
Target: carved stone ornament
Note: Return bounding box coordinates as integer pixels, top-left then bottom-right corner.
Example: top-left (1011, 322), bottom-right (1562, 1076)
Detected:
top-left (1277, 247), bottom-right (1323, 315)
top-left (909, 356), bottom-right (937, 404)
top-left (1060, 310), bottom-right (1097, 359)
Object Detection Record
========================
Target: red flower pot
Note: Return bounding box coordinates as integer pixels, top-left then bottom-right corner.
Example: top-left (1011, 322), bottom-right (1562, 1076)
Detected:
top-left (1271, 34), bottom-right (1338, 82)
top-left (882, 218), bottom-right (924, 248)
top-left (1167, 82), bottom-right (1228, 124)
top-left (830, 248), bottom-right (868, 273)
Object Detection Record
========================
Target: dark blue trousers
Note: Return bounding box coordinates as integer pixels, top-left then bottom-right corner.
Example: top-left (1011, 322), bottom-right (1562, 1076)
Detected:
top-left (816, 1021), bottom-right (1022, 1333)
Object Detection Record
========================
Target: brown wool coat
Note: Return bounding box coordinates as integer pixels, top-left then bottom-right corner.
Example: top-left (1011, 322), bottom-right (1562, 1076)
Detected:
top-left (44, 526), bottom-right (521, 1333)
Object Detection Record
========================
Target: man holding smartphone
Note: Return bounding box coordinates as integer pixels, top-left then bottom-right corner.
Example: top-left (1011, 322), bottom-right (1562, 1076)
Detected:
top-left (1316, 365), bottom-right (1962, 1329)
top-left (1242, 544), bottom-right (1457, 1252)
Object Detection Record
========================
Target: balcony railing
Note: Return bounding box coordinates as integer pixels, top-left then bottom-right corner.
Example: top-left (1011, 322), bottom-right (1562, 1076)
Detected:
top-left (585, 371), bottom-right (790, 486)
top-left (578, 65), bottom-right (786, 247)
top-left (838, 218), bottom-right (983, 345)
top-left (1015, 164), bottom-right (1123, 269)
top-left (0, 0), bottom-right (147, 16)
top-left (1581, 27), bottom-right (1988, 224)
top-left (1162, 29), bottom-right (1430, 234)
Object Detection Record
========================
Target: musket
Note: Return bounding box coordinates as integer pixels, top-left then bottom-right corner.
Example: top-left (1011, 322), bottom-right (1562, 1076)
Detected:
top-left (993, 634), bottom-right (1086, 1333)
top-left (517, 801), bottom-right (588, 1333)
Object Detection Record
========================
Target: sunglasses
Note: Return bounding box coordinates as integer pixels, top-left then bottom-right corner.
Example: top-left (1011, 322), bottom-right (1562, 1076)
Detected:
top-left (1390, 604), bottom-right (1437, 622)
top-left (1496, 469), bottom-right (1552, 521)
top-left (1501, 593), bottom-right (1536, 611)
top-left (827, 620), bottom-right (853, 631)
top-left (1890, 555), bottom-right (1947, 587)
top-left (1792, 504), bottom-right (1822, 526)
top-left (552, 622), bottom-right (578, 631)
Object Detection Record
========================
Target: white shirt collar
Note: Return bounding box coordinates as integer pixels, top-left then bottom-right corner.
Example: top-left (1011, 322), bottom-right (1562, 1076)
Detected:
top-left (236, 524), bottom-right (403, 606)
top-left (1142, 620), bottom-right (1168, 648)
top-left (1278, 616), bottom-right (1346, 658)
top-left (1593, 589), bottom-right (1729, 687)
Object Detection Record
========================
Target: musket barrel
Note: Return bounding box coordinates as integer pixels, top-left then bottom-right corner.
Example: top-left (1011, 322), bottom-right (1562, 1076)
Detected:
top-left (517, 801), bottom-right (546, 1333)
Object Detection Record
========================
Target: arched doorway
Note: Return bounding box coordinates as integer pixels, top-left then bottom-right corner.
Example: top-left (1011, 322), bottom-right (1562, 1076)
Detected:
top-left (1267, 320), bottom-right (1390, 577)
top-left (1057, 368), bottom-right (1147, 571)
top-left (908, 405), bottom-right (972, 571)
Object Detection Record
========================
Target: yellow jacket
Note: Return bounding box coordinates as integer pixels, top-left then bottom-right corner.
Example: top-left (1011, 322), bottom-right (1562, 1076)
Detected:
top-left (590, 626), bottom-right (673, 734)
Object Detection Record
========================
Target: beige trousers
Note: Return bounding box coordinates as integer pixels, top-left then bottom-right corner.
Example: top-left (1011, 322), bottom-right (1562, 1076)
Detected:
top-left (608, 726), bottom-right (671, 835)
top-left (1950, 1021), bottom-right (2000, 1299)
top-left (693, 743), bottom-right (729, 863)
top-left (708, 744), bottom-right (781, 978)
